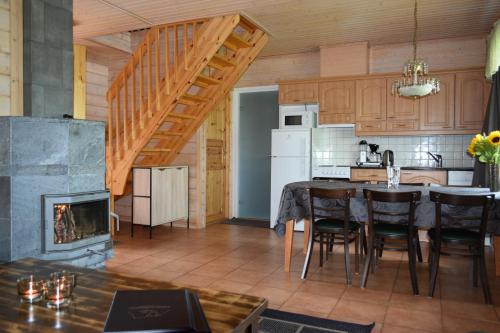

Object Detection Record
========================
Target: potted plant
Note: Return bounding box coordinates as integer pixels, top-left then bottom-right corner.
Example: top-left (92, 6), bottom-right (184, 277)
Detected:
top-left (467, 131), bottom-right (500, 191)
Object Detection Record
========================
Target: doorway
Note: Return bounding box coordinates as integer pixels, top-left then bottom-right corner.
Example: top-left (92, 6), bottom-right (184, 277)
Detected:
top-left (232, 86), bottom-right (279, 221)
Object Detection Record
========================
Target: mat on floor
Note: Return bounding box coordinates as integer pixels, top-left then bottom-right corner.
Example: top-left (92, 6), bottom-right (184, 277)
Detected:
top-left (222, 218), bottom-right (269, 228)
top-left (259, 309), bottom-right (374, 333)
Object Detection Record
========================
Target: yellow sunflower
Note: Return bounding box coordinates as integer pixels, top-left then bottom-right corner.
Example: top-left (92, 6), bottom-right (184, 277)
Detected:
top-left (487, 131), bottom-right (500, 146)
top-left (467, 136), bottom-right (479, 156)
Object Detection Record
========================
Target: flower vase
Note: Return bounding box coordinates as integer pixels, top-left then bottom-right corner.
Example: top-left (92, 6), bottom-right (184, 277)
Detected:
top-left (487, 164), bottom-right (500, 192)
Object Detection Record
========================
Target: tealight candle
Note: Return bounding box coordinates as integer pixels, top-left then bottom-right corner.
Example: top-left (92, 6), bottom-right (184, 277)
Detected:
top-left (17, 275), bottom-right (44, 303)
top-left (44, 279), bottom-right (72, 308)
top-left (50, 271), bottom-right (77, 289)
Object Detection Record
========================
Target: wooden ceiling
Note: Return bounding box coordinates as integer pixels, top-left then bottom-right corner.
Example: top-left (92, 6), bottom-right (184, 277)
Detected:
top-left (74, 0), bottom-right (500, 57)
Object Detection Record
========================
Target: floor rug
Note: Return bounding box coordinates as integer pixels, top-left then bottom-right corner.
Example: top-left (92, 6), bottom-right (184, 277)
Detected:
top-left (222, 218), bottom-right (269, 228)
top-left (259, 309), bottom-right (374, 333)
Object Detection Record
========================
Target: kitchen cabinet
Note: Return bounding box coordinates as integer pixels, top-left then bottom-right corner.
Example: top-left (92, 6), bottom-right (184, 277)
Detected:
top-left (355, 78), bottom-right (387, 122)
top-left (400, 170), bottom-right (447, 185)
top-left (279, 82), bottom-right (318, 104)
top-left (454, 70), bottom-right (490, 130)
top-left (419, 74), bottom-right (455, 131)
top-left (318, 80), bottom-right (356, 124)
top-left (355, 78), bottom-right (387, 134)
top-left (386, 77), bottom-right (420, 132)
top-left (351, 169), bottom-right (386, 183)
top-left (132, 166), bottom-right (189, 238)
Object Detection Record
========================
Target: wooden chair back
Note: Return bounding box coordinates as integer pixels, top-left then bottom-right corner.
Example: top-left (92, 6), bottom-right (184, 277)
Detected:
top-left (307, 188), bottom-right (356, 231)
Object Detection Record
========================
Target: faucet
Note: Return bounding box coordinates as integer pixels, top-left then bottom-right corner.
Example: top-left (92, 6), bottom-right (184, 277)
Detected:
top-left (427, 152), bottom-right (443, 168)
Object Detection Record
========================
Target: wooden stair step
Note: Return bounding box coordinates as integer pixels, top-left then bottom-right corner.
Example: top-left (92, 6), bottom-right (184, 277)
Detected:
top-left (167, 113), bottom-right (197, 120)
top-left (194, 74), bottom-right (221, 87)
top-left (224, 32), bottom-right (252, 51)
top-left (140, 148), bottom-right (172, 155)
top-left (181, 93), bottom-right (209, 104)
top-left (152, 131), bottom-right (183, 139)
top-left (208, 54), bottom-right (236, 70)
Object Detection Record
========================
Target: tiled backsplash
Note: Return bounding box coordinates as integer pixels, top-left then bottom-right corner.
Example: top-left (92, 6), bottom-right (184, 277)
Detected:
top-left (312, 127), bottom-right (475, 168)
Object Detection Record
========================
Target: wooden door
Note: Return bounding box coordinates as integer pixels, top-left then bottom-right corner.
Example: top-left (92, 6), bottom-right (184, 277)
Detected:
top-left (279, 82), bottom-right (318, 104)
top-left (419, 73), bottom-right (455, 131)
top-left (318, 80), bottom-right (355, 124)
top-left (205, 96), bottom-right (229, 224)
top-left (355, 78), bottom-right (387, 131)
top-left (455, 70), bottom-right (490, 130)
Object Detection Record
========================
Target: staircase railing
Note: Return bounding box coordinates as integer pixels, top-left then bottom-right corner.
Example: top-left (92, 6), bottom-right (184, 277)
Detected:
top-left (106, 19), bottom-right (208, 170)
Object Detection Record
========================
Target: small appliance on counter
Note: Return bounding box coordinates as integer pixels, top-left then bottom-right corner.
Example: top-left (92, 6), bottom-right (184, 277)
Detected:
top-left (356, 142), bottom-right (383, 167)
top-left (382, 150), bottom-right (394, 167)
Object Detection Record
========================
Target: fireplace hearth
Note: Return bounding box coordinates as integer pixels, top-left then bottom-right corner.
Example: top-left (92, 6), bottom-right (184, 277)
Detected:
top-left (42, 191), bottom-right (110, 254)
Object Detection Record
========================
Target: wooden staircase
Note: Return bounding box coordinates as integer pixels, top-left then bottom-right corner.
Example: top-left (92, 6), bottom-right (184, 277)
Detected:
top-left (106, 14), bottom-right (268, 195)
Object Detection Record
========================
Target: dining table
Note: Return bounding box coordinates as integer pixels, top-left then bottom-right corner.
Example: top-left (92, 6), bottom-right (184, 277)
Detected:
top-left (274, 180), bottom-right (500, 276)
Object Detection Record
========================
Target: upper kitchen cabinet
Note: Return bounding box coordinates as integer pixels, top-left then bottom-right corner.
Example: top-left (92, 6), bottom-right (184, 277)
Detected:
top-left (278, 82), bottom-right (319, 104)
top-left (318, 80), bottom-right (356, 124)
top-left (454, 70), bottom-right (491, 130)
top-left (419, 73), bottom-right (455, 131)
top-left (355, 78), bottom-right (387, 132)
top-left (386, 77), bottom-right (420, 132)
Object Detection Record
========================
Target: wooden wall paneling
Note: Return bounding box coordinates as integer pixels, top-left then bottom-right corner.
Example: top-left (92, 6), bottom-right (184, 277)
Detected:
top-left (237, 51), bottom-right (320, 87)
top-left (9, 0), bottom-right (22, 116)
top-left (205, 95), bottom-right (229, 224)
top-left (74, 44), bottom-right (87, 119)
top-left (85, 61), bottom-right (109, 122)
top-left (318, 80), bottom-right (356, 124)
top-left (419, 73), bottom-right (455, 131)
top-left (454, 70), bottom-right (490, 130)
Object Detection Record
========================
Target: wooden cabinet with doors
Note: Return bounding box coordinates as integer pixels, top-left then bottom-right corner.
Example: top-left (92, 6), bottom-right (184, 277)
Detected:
top-left (386, 77), bottom-right (420, 132)
top-left (318, 80), bottom-right (356, 124)
top-left (355, 78), bottom-right (387, 133)
top-left (279, 82), bottom-right (318, 104)
top-left (351, 168), bottom-right (386, 183)
top-left (454, 70), bottom-right (491, 130)
top-left (419, 73), bottom-right (455, 131)
top-left (400, 170), bottom-right (447, 185)
top-left (132, 166), bottom-right (189, 238)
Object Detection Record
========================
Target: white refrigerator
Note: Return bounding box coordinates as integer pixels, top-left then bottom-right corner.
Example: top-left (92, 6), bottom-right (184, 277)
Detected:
top-left (270, 129), bottom-right (311, 230)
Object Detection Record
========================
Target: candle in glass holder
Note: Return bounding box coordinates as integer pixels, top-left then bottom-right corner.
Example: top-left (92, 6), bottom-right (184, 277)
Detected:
top-left (17, 275), bottom-right (44, 303)
top-left (50, 271), bottom-right (77, 289)
top-left (44, 279), bottom-right (72, 308)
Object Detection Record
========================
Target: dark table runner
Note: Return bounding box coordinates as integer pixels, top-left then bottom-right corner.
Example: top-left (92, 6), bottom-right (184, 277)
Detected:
top-left (274, 181), bottom-right (500, 236)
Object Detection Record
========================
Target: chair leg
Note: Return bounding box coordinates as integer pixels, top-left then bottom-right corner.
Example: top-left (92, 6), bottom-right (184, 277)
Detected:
top-left (428, 243), bottom-right (440, 298)
top-left (473, 256), bottom-right (479, 288)
top-left (355, 234), bottom-right (360, 274)
top-left (361, 225), bottom-right (368, 255)
top-left (329, 234), bottom-right (335, 252)
top-left (407, 237), bottom-right (419, 295)
top-left (416, 234), bottom-right (423, 263)
top-left (301, 222), bottom-right (316, 279)
top-left (319, 233), bottom-right (324, 267)
top-left (379, 237), bottom-right (384, 258)
top-left (478, 250), bottom-right (493, 304)
top-left (360, 236), bottom-right (374, 289)
top-left (344, 233), bottom-right (352, 285)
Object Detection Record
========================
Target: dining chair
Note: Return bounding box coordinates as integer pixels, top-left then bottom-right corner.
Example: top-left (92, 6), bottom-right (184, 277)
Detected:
top-left (361, 189), bottom-right (422, 295)
top-left (301, 187), bottom-right (362, 285)
top-left (428, 191), bottom-right (494, 304)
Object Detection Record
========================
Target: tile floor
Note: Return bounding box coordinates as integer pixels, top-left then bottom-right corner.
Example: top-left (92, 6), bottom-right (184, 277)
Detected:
top-left (105, 223), bottom-right (500, 333)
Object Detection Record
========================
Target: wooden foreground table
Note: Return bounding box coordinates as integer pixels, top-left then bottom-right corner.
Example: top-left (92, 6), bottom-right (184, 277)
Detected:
top-left (0, 259), bottom-right (267, 333)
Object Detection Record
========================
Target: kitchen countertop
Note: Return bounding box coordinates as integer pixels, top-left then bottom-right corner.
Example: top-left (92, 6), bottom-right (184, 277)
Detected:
top-left (346, 165), bottom-right (474, 171)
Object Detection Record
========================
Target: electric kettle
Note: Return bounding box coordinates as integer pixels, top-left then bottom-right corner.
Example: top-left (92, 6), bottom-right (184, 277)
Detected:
top-left (382, 150), bottom-right (394, 167)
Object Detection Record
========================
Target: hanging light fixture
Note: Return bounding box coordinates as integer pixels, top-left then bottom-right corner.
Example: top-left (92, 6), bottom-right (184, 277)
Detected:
top-left (392, 0), bottom-right (440, 99)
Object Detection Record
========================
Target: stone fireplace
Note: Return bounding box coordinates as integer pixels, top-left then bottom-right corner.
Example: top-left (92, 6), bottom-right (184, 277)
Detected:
top-left (0, 1), bottom-right (113, 267)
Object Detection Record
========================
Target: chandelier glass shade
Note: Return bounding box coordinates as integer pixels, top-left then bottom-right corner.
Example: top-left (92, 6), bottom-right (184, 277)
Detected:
top-left (392, 1), bottom-right (440, 99)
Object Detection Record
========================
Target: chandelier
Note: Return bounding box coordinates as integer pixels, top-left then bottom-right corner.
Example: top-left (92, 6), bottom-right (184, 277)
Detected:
top-left (392, 0), bottom-right (439, 99)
